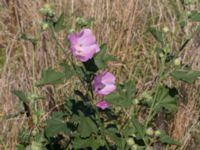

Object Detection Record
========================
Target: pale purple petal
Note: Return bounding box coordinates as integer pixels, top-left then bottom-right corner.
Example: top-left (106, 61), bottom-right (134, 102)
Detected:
top-left (96, 100), bottom-right (109, 110)
top-left (92, 71), bottom-right (116, 95)
top-left (79, 35), bottom-right (96, 46)
top-left (78, 29), bottom-right (93, 39)
top-left (77, 29), bottom-right (94, 44)
top-left (92, 75), bottom-right (104, 93)
top-left (74, 45), bottom-right (97, 62)
top-left (98, 84), bottom-right (116, 95)
top-left (68, 28), bottom-right (100, 62)
top-left (68, 33), bottom-right (78, 45)
top-left (101, 72), bottom-right (116, 84)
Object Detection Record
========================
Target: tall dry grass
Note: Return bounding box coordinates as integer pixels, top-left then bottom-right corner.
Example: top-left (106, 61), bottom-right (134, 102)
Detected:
top-left (0, 0), bottom-right (200, 149)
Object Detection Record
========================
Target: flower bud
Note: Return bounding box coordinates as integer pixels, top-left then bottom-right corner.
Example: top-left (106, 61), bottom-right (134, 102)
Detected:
top-left (126, 138), bottom-right (135, 146)
top-left (159, 53), bottom-right (164, 58)
top-left (41, 22), bottom-right (49, 30)
top-left (187, 11), bottom-right (192, 16)
top-left (162, 26), bottom-right (169, 33)
top-left (131, 144), bottom-right (138, 150)
top-left (133, 99), bottom-right (139, 105)
top-left (146, 146), bottom-right (154, 150)
top-left (174, 58), bottom-right (181, 66)
top-left (31, 129), bottom-right (37, 136)
top-left (155, 130), bottom-right (161, 137)
top-left (146, 127), bottom-right (154, 136)
top-left (96, 100), bottom-right (109, 110)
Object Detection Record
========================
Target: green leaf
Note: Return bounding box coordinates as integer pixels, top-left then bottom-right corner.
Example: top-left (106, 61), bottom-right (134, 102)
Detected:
top-left (73, 136), bottom-right (104, 149)
top-left (131, 117), bottom-right (145, 138)
top-left (189, 11), bottom-right (200, 22)
top-left (36, 68), bottom-right (65, 86)
top-left (73, 112), bottom-right (98, 138)
top-left (76, 17), bottom-right (93, 28)
top-left (170, 0), bottom-right (181, 20)
top-left (181, 0), bottom-right (199, 5)
top-left (20, 32), bottom-right (37, 45)
top-left (12, 90), bottom-right (28, 102)
top-left (159, 131), bottom-right (180, 146)
top-left (54, 12), bottom-right (65, 32)
top-left (148, 27), bottom-right (163, 44)
top-left (16, 144), bottom-right (26, 150)
top-left (105, 80), bottom-right (136, 107)
top-left (60, 63), bottom-right (75, 79)
top-left (80, 117), bottom-right (98, 138)
top-left (154, 86), bottom-right (178, 113)
top-left (170, 69), bottom-right (200, 83)
top-left (94, 44), bottom-right (115, 69)
top-left (105, 127), bottom-right (124, 149)
top-left (45, 112), bottom-right (70, 138)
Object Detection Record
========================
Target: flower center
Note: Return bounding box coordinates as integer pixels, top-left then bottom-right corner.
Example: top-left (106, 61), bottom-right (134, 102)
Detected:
top-left (96, 83), bottom-right (105, 91)
top-left (76, 44), bottom-right (83, 53)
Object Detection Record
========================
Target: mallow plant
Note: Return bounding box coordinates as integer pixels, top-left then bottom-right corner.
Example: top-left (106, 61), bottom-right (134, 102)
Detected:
top-left (14, 4), bottom-right (200, 150)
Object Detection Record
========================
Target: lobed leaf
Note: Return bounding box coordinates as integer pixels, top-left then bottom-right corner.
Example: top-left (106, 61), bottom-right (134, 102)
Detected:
top-left (158, 131), bottom-right (180, 146)
top-left (148, 27), bottom-right (163, 44)
top-left (36, 68), bottom-right (65, 86)
top-left (54, 12), bottom-right (65, 32)
top-left (170, 69), bottom-right (200, 83)
top-left (189, 11), bottom-right (200, 22)
top-left (45, 112), bottom-right (70, 138)
top-left (154, 86), bottom-right (178, 113)
top-left (105, 80), bottom-right (136, 107)
top-left (12, 90), bottom-right (28, 102)
top-left (94, 44), bottom-right (115, 69)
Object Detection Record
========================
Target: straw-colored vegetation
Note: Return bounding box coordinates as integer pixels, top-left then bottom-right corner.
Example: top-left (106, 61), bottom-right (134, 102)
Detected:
top-left (0, 0), bottom-right (200, 149)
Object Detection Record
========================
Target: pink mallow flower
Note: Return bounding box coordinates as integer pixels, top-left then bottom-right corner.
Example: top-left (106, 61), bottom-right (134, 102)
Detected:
top-left (92, 72), bottom-right (116, 95)
top-left (68, 28), bottom-right (100, 62)
top-left (96, 100), bottom-right (109, 110)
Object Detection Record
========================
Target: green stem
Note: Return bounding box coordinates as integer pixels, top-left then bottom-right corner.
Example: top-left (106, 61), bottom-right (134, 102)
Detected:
top-left (87, 84), bottom-right (110, 150)
top-left (50, 26), bottom-right (110, 149)
top-left (32, 44), bottom-right (36, 93)
top-left (95, 107), bottom-right (110, 150)
top-left (144, 83), bottom-right (159, 128)
top-left (145, 56), bottom-right (165, 128)
top-left (49, 26), bottom-right (87, 89)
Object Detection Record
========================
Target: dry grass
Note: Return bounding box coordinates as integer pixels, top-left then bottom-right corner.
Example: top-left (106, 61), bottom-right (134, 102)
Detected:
top-left (0, 0), bottom-right (200, 149)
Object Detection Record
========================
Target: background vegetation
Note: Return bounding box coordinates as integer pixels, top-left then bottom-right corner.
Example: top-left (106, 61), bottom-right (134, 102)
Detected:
top-left (0, 0), bottom-right (200, 149)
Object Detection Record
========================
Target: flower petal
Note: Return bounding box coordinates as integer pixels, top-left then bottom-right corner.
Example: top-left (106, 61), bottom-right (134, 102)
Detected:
top-left (96, 100), bottom-right (109, 110)
top-left (98, 84), bottom-right (116, 95)
top-left (101, 72), bottom-right (116, 84)
top-left (74, 44), bottom-right (98, 62)
top-left (68, 33), bottom-right (78, 45)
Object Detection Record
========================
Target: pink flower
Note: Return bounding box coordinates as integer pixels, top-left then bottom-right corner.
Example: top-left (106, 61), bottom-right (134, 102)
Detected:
top-left (68, 28), bottom-right (100, 62)
top-left (92, 72), bottom-right (116, 95)
top-left (96, 100), bottom-right (109, 110)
